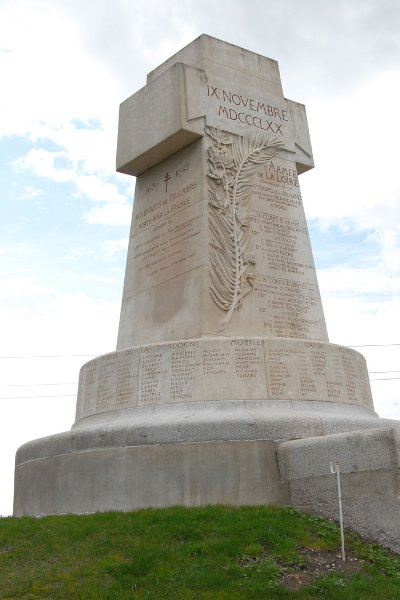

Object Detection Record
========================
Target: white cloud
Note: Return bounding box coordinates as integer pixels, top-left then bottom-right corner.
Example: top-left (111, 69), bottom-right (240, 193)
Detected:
top-left (323, 292), bottom-right (400, 346)
top-left (301, 69), bottom-right (400, 231)
top-left (13, 148), bottom-right (75, 183)
top-left (101, 238), bottom-right (129, 259)
top-left (27, 121), bottom-right (119, 176)
top-left (90, 275), bottom-right (120, 285)
top-left (0, 243), bottom-right (31, 256)
top-left (1, 2), bottom-right (133, 225)
top-left (0, 292), bottom-right (119, 357)
top-left (319, 266), bottom-right (400, 297)
top-left (0, 2), bottom-right (121, 137)
top-left (17, 185), bottom-right (42, 200)
top-left (13, 146), bottom-right (128, 205)
top-left (84, 202), bottom-right (132, 226)
top-left (367, 228), bottom-right (400, 273)
top-left (74, 174), bottom-right (125, 203)
top-left (0, 276), bottom-right (51, 301)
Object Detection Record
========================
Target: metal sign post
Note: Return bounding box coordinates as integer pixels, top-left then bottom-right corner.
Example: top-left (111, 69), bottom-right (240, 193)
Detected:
top-left (330, 461), bottom-right (346, 561)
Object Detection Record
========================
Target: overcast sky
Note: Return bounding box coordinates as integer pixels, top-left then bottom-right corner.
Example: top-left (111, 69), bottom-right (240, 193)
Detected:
top-left (1, 0), bottom-right (400, 516)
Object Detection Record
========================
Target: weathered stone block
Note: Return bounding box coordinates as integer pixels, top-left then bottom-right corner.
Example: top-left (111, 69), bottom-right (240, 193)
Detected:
top-left (277, 427), bottom-right (400, 552)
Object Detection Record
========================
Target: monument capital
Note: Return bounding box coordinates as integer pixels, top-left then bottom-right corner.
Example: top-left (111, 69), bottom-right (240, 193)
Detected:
top-left (117, 35), bottom-right (313, 177)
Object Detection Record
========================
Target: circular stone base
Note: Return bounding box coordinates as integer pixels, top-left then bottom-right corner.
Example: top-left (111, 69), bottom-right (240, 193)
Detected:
top-left (74, 337), bottom-right (374, 424)
top-left (14, 438), bottom-right (288, 516)
top-left (13, 336), bottom-right (382, 516)
top-left (14, 400), bottom-right (390, 516)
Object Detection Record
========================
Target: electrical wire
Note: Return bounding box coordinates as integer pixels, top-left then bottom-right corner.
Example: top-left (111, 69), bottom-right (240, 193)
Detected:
top-left (1, 395), bottom-right (77, 399)
top-left (0, 383), bottom-right (77, 387)
top-left (0, 343), bottom-right (399, 359)
top-left (0, 354), bottom-right (96, 359)
top-left (0, 347), bottom-right (399, 399)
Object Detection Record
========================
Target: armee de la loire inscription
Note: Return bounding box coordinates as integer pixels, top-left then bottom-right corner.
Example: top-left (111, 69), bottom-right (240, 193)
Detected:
top-left (13, 38), bottom-right (400, 553)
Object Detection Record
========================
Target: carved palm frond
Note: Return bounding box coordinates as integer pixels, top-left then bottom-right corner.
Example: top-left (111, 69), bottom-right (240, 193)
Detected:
top-left (206, 126), bottom-right (285, 326)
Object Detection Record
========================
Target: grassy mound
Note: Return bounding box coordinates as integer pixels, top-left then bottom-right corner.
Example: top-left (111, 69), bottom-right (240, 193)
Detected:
top-left (1, 505), bottom-right (400, 599)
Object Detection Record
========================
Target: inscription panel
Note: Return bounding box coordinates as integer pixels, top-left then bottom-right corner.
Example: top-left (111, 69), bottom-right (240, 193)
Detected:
top-left (127, 142), bottom-right (204, 295)
top-left (205, 81), bottom-right (295, 151)
top-left (75, 339), bottom-right (373, 423)
top-left (203, 77), bottom-right (323, 339)
top-left (253, 276), bottom-right (324, 339)
top-left (247, 155), bottom-right (327, 340)
top-left (205, 128), bottom-right (327, 339)
top-left (265, 340), bottom-right (373, 408)
top-left (138, 339), bottom-right (267, 405)
top-left (76, 350), bottom-right (139, 420)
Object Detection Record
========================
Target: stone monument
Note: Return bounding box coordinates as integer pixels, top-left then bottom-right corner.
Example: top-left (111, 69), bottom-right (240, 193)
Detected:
top-left (13, 37), bottom-right (400, 550)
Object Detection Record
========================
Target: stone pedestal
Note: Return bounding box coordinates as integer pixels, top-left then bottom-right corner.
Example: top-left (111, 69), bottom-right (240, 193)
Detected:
top-left (14, 35), bottom-right (391, 518)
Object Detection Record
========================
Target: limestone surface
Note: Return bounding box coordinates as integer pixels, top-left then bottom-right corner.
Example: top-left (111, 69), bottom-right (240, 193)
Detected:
top-left (116, 36), bottom-right (325, 348)
top-left (14, 36), bottom-right (398, 543)
top-left (277, 428), bottom-right (400, 553)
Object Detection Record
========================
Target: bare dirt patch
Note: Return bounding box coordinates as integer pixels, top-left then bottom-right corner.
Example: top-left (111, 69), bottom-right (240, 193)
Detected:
top-left (280, 547), bottom-right (365, 591)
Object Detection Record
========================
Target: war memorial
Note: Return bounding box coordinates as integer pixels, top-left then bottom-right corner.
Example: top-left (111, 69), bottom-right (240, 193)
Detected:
top-left (14, 35), bottom-right (400, 551)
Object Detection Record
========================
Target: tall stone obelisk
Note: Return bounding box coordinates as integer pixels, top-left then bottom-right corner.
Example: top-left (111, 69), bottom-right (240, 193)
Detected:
top-left (14, 35), bottom-right (381, 516)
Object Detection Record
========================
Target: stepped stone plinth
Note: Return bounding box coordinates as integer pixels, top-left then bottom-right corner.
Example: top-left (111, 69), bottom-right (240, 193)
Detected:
top-left (14, 36), bottom-right (396, 522)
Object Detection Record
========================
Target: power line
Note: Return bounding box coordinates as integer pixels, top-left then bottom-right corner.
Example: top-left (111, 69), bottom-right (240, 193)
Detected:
top-left (370, 378), bottom-right (400, 382)
top-left (0, 354), bottom-right (96, 359)
top-left (1, 394), bottom-right (77, 400)
top-left (349, 344), bottom-right (400, 348)
top-left (0, 383), bottom-right (77, 387)
top-left (369, 371), bottom-right (400, 374)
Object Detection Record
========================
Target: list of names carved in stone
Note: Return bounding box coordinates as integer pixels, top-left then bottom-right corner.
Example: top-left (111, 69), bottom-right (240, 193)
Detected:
top-left (115, 350), bottom-right (136, 408)
top-left (266, 340), bottom-right (373, 407)
top-left (78, 360), bottom-right (97, 419)
top-left (355, 352), bottom-right (373, 407)
top-left (255, 275), bottom-right (324, 338)
top-left (234, 345), bottom-right (264, 379)
top-left (130, 147), bottom-right (202, 293)
top-left (137, 339), bottom-right (267, 405)
top-left (77, 352), bottom-right (139, 419)
top-left (250, 210), bottom-right (312, 277)
top-left (76, 338), bottom-right (373, 419)
top-left (245, 156), bottom-right (326, 340)
top-left (138, 350), bottom-right (165, 405)
top-left (169, 346), bottom-right (201, 402)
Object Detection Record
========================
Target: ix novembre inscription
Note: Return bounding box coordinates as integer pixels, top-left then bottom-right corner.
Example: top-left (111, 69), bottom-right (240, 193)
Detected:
top-left (207, 84), bottom-right (290, 137)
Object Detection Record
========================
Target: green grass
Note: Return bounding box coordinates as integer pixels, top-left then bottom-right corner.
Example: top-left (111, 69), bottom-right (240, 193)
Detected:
top-left (1, 505), bottom-right (400, 599)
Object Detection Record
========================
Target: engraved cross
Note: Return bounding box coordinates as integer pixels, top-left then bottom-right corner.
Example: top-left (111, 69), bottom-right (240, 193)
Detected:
top-left (163, 171), bottom-right (171, 192)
